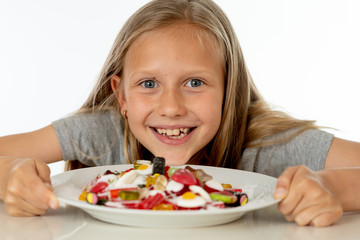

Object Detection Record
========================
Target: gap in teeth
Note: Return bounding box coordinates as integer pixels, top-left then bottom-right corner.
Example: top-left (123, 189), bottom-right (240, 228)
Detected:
top-left (156, 128), bottom-right (190, 138)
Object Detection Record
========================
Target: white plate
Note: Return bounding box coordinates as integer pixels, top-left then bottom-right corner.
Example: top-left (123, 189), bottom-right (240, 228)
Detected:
top-left (52, 164), bottom-right (279, 228)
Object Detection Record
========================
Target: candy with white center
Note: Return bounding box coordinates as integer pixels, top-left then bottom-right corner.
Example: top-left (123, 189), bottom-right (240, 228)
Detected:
top-left (189, 185), bottom-right (211, 202)
top-left (177, 191), bottom-right (206, 208)
top-left (113, 170), bottom-right (138, 187)
top-left (135, 163), bottom-right (153, 175)
top-left (204, 179), bottom-right (224, 193)
top-left (166, 180), bottom-right (186, 196)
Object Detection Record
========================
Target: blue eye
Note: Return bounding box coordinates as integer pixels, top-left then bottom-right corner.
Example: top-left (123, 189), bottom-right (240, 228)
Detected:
top-left (186, 79), bottom-right (203, 87)
top-left (141, 80), bottom-right (157, 88)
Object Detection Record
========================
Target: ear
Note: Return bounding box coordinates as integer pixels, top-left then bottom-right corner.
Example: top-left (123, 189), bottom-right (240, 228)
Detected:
top-left (111, 75), bottom-right (127, 111)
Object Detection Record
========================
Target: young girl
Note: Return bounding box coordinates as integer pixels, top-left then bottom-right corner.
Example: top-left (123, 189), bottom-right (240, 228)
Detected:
top-left (0, 0), bottom-right (359, 227)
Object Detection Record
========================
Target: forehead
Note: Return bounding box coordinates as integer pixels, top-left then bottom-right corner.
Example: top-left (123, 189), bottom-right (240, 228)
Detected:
top-left (125, 23), bottom-right (225, 69)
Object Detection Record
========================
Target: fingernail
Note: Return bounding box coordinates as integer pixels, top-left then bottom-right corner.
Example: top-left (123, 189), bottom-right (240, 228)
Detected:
top-left (49, 196), bottom-right (59, 209)
top-left (274, 187), bottom-right (287, 198)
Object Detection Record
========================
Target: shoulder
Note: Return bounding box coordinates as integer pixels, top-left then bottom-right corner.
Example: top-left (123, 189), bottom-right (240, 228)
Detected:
top-left (240, 128), bottom-right (334, 177)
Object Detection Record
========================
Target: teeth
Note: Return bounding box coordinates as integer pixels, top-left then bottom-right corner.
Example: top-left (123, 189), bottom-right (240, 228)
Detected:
top-left (155, 127), bottom-right (191, 139)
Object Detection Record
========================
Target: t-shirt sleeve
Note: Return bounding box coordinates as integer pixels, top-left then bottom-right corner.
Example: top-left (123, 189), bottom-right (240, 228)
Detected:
top-left (239, 129), bottom-right (334, 178)
top-left (52, 110), bottom-right (127, 166)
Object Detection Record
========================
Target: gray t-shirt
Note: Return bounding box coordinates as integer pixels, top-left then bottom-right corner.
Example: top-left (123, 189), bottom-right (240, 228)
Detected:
top-left (52, 110), bottom-right (334, 178)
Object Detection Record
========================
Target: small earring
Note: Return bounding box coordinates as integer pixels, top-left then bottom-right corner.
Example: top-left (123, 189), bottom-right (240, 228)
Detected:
top-left (123, 110), bottom-right (128, 119)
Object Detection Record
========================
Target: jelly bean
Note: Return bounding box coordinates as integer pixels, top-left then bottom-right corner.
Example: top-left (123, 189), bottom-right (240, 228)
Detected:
top-left (152, 157), bottom-right (166, 175)
top-left (210, 191), bottom-right (237, 204)
top-left (171, 169), bottom-right (197, 185)
top-left (119, 190), bottom-right (140, 200)
top-left (90, 181), bottom-right (109, 193)
top-left (86, 192), bottom-right (98, 205)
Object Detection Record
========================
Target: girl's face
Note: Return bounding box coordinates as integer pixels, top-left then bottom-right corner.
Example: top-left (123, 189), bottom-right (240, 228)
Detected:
top-left (113, 25), bottom-right (225, 165)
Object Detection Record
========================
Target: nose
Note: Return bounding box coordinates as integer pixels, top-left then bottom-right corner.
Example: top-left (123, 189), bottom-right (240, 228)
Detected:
top-left (157, 88), bottom-right (187, 118)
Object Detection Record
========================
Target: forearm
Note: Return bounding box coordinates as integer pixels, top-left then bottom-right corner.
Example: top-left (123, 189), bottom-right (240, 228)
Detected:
top-left (320, 167), bottom-right (360, 212)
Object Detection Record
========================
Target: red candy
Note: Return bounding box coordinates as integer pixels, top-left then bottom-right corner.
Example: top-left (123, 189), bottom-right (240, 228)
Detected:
top-left (139, 193), bottom-right (165, 209)
top-left (171, 169), bottom-right (197, 185)
top-left (90, 182), bottom-right (109, 193)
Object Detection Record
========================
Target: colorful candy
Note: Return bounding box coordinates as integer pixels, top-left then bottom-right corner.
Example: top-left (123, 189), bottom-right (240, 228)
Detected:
top-left (171, 169), bottom-right (197, 185)
top-left (152, 157), bottom-right (166, 175)
top-left (79, 157), bottom-right (248, 211)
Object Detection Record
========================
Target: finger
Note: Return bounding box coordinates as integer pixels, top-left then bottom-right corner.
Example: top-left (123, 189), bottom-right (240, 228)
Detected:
top-left (310, 211), bottom-right (343, 227)
top-left (7, 174), bottom-right (50, 211)
top-left (34, 160), bottom-right (59, 209)
top-left (35, 159), bottom-right (52, 184)
top-left (274, 166), bottom-right (299, 199)
top-left (294, 204), bottom-right (343, 227)
top-left (5, 192), bottom-right (48, 216)
top-left (9, 166), bottom-right (58, 210)
top-left (278, 193), bottom-right (304, 221)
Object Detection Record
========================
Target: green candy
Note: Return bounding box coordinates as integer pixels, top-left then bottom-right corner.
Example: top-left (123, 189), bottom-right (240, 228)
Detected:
top-left (167, 167), bottom-right (179, 178)
top-left (210, 191), bottom-right (237, 204)
top-left (119, 190), bottom-right (140, 200)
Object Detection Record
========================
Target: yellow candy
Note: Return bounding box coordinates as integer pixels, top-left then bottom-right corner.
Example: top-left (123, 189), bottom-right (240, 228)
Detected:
top-left (139, 164), bottom-right (148, 170)
top-left (145, 175), bottom-right (158, 187)
top-left (152, 203), bottom-right (174, 211)
top-left (221, 183), bottom-right (232, 189)
top-left (182, 191), bottom-right (196, 200)
top-left (78, 191), bottom-right (87, 201)
top-left (154, 175), bottom-right (168, 191)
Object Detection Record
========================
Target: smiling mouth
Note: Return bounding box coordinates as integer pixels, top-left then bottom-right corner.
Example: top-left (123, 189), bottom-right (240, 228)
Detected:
top-left (153, 127), bottom-right (195, 139)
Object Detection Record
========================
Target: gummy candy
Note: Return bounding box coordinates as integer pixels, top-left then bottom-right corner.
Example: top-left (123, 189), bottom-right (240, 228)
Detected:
top-left (221, 183), bottom-right (232, 189)
top-left (152, 203), bottom-right (175, 211)
top-left (134, 160), bottom-right (151, 170)
top-left (119, 190), bottom-right (140, 200)
top-left (79, 191), bottom-right (87, 201)
top-left (89, 181), bottom-right (108, 193)
top-left (152, 157), bottom-right (166, 175)
top-left (139, 192), bottom-right (165, 209)
top-left (167, 167), bottom-right (179, 178)
top-left (204, 179), bottom-right (224, 193)
top-left (171, 169), bottom-right (197, 185)
top-left (185, 166), bottom-right (212, 182)
top-left (154, 175), bottom-right (167, 191)
top-left (210, 191), bottom-right (237, 204)
top-left (80, 163), bottom-right (249, 211)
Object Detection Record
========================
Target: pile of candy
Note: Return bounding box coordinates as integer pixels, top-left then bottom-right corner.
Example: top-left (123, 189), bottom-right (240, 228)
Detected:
top-left (79, 157), bottom-right (248, 210)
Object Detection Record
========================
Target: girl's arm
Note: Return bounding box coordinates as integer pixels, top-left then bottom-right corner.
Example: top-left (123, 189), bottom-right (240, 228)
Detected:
top-left (274, 137), bottom-right (360, 227)
top-left (0, 125), bottom-right (63, 216)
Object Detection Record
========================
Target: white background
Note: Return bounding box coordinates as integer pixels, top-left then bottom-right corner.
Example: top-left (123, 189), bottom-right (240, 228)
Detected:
top-left (0, 0), bottom-right (359, 175)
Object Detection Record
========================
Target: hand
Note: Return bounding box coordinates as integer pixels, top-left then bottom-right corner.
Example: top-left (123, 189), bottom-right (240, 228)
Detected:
top-left (274, 165), bottom-right (343, 227)
top-left (1, 157), bottom-right (59, 216)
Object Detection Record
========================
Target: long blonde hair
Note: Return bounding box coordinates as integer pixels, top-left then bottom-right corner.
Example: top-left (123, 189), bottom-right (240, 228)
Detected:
top-left (66, 0), bottom-right (316, 170)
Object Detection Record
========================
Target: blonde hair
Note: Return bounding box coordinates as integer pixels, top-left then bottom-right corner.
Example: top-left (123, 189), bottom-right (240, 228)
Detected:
top-left (66, 0), bottom-right (316, 170)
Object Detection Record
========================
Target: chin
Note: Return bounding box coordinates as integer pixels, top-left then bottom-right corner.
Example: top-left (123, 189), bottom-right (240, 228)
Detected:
top-left (156, 153), bottom-right (191, 166)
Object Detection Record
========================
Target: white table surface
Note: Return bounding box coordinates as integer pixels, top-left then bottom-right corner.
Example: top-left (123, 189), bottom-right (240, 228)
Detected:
top-left (1, 201), bottom-right (360, 240)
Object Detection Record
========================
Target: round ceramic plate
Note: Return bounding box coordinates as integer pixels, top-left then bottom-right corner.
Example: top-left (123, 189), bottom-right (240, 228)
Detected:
top-left (52, 164), bottom-right (279, 228)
